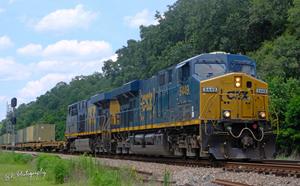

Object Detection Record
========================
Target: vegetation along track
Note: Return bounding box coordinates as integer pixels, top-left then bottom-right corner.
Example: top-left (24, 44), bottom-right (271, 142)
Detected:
top-left (10, 150), bottom-right (300, 178)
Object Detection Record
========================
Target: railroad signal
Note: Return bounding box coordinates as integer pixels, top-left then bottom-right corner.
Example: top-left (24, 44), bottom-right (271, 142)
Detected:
top-left (11, 97), bottom-right (17, 108)
top-left (11, 116), bottom-right (16, 125)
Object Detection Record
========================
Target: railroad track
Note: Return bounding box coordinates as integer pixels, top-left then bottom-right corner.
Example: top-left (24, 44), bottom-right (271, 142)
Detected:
top-left (224, 161), bottom-right (300, 177)
top-left (212, 179), bottom-right (251, 186)
top-left (96, 155), bottom-right (300, 178)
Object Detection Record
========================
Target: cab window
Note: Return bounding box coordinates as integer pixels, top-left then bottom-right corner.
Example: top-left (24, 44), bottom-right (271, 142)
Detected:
top-left (233, 64), bottom-right (255, 76)
top-left (194, 63), bottom-right (226, 79)
top-left (178, 63), bottom-right (190, 82)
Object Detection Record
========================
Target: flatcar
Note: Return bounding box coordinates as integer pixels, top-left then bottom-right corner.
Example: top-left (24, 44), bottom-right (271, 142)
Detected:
top-left (65, 52), bottom-right (276, 160)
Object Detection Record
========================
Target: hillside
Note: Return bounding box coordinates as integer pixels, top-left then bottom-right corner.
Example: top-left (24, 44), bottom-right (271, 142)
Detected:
top-left (1, 0), bottom-right (300, 154)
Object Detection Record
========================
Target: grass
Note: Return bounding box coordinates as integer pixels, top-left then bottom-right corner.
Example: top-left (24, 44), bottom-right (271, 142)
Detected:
top-left (0, 151), bottom-right (173, 186)
top-left (0, 151), bottom-right (73, 186)
top-left (0, 151), bottom-right (144, 186)
top-left (163, 169), bottom-right (171, 186)
top-left (276, 150), bottom-right (300, 160)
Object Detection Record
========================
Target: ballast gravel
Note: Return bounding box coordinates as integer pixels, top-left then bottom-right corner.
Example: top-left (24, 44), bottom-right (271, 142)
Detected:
top-left (95, 157), bottom-right (300, 186)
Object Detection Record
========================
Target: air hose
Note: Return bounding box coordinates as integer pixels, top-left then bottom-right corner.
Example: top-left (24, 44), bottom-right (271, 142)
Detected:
top-left (228, 127), bottom-right (264, 142)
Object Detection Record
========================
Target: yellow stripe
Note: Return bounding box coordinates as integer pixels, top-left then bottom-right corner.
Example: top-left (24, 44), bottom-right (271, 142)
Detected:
top-left (65, 119), bottom-right (200, 137)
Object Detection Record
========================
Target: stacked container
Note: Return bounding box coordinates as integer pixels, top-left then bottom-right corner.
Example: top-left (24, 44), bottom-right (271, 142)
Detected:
top-left (3, 133), bottom-right (11, 145)
top-left (16, 129), bottom-right (25, 144)
top-left (0, 124), bottom-right (55, 145)
top-left (24, 124), bottom-right (55, 143)
top-left (0, 135), bottom-right (3, 145)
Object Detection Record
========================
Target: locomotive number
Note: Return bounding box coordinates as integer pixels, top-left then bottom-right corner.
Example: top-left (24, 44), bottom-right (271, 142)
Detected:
top-left (140, 93), bottom-right (153, 111)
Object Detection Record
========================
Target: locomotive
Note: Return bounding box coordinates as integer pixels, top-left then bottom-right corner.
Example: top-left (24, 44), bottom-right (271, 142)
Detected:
top-left (65, 52), bottom-right (276, 160)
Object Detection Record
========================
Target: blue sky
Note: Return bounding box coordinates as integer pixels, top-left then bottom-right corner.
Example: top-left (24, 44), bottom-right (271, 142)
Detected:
top-left (0, 0), bottom-right (176, 120)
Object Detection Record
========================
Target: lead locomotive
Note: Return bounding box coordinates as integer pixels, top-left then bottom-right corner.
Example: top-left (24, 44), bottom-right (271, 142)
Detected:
top-left (65, 52), bottom-right (275, 160)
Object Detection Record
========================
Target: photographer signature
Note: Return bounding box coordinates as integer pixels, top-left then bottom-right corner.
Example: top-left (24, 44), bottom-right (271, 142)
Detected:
top-left (4, 168), bottom-right (46, 181)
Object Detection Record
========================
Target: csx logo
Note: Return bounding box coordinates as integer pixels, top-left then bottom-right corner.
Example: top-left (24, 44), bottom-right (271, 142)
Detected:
top-left (180, 85), bottom-right (190, 96)
top-left (226, 91), bottom-right (249, 100)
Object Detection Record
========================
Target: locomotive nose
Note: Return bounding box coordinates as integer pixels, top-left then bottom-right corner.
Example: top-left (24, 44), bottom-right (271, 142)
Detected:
top-left (200, 73), bottom-right (268, 121)
top-left (200, 72), bottom-right (274, 160)
top-left (224, 75), bottom-right (268, 120)
top-left (221, 75), bottom-right (254, 120)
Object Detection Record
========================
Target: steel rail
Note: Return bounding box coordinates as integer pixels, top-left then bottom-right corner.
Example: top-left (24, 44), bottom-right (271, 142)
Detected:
top-left (212, 179), bottom-right (251, 186)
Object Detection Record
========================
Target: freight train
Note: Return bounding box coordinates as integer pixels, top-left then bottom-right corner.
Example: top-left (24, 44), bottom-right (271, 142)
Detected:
top-left (64, 52), bottom-right (276, 160)
top-left (0, 52), bottom-right (275, 159)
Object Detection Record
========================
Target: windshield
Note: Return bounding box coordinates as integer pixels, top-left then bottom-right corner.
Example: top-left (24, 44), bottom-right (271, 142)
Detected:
top-left (231, 64), bottom-right (255, 76)
top-left (194, 63), bottom-right (226, 79)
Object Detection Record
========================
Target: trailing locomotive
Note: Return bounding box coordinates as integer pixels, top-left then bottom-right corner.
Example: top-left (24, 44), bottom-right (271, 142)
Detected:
top-left (65, 52), bottom-right (276, 160)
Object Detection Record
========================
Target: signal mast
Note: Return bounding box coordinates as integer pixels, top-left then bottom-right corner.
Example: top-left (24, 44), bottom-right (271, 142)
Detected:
top-left (6, 98), bottom-right (17, 149)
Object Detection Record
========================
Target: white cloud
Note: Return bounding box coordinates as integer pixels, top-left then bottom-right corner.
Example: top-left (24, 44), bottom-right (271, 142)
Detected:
top-left (0, 58), bottom-right (30, 81)
top-left (35, 59), bottom-right (105, 75)
top-left (7, 37), bottom-right (116, 108)
top-left (42, 40), bottom-right (112, 60)
top-left (0, 35), bottom-right (13, 49)
top-left (124, 9), bottom-right (158, 28)
top-left (109, 54), bottom-right (118, 62)
top-left (34, 4), bottom-right (96, 32)
top-left (17, 40), bottom-right (112, 61)
top-left (17, 43), bottom-right (42, 56)
top-left (18, 73), bottom-right (73, 101)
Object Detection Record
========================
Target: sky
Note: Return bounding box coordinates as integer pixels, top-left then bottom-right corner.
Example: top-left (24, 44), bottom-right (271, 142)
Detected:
top-left (0, 0), bottom-right (176, 120)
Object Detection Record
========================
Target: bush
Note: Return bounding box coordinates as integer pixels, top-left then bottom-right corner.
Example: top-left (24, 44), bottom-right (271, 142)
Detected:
top-left (53, 160), bottom-right (69, 184)
top-left (90, 169), bottom-right (121, 186)
top-left (35, 154), bottom-right (137, 185)
top-left (36, 154), bottom-right (70, 184)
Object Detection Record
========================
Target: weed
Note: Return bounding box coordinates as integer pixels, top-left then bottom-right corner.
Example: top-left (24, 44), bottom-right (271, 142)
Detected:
top-left (163, 169), bottom-right (171, 186)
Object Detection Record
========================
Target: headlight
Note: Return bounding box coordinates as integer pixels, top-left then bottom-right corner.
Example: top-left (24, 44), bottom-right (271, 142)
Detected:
top-left (202, 87), bottom-right (218, 93)
top-left (235, 76), bottom-right (242, 88)
top-left (258, 111), bottom-right (266, 119)
top-left (235, 77), bottom-right (241, 82)
top-left (235, 82), bottom-right (241, 87)
top-left (223, 110), bottom-right (231, 118)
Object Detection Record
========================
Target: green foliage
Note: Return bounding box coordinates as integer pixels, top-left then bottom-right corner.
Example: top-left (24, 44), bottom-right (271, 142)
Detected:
top-left (90, 169), bottom-right (121, 186)
top-left (288, 0), bottom-right (300, 37)
top-left (163, 169), bottom-right (171, 186)
top-left (252, 34), bottom-right (300, 80)
top-left (36, 154), bottom-right (71, 184)
top-left (0, 152), bottom-right (33, 164)
top-left (285, 95), bottom-right (300, 127)
top-left (265, 77), bottom-right (300, 154)
top-left (53, 161), bottom-right (69, 184)
top-left (42, 154), bottom-right (136, 186)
